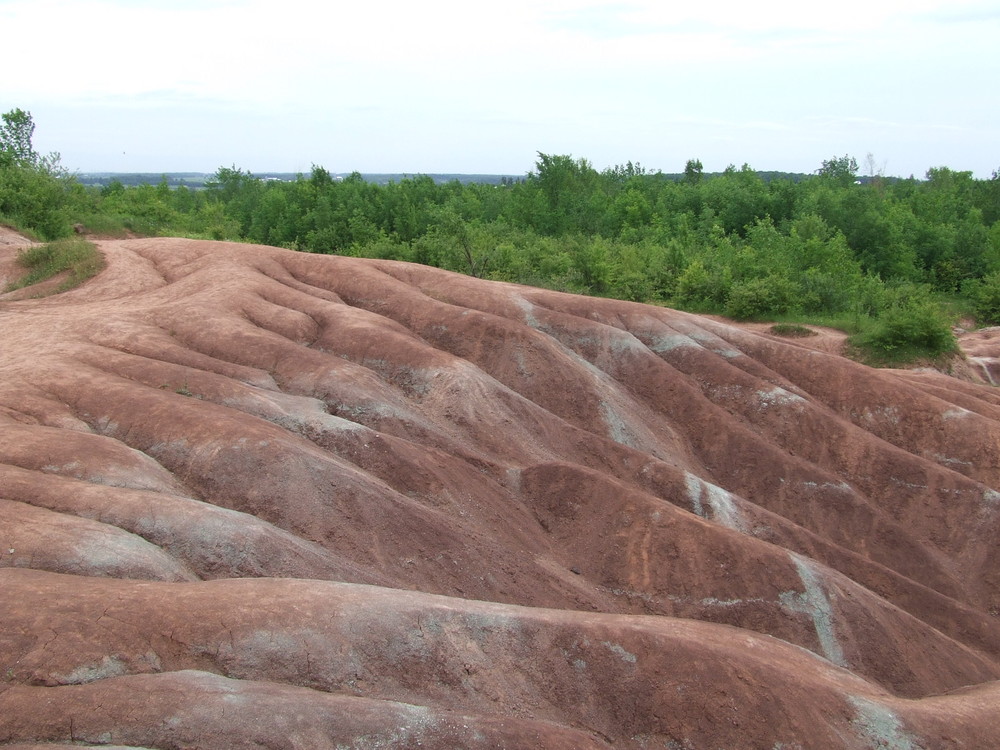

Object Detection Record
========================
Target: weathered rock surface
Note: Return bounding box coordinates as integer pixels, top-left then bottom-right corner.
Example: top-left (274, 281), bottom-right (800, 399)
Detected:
top-left (2, 236), bottom-right (1000, 748)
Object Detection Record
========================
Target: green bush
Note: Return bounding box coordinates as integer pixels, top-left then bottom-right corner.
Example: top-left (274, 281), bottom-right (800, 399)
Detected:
top-left (849, 295), bottom-right (957, 363)
top-left (674, 259), bottom-right (731, 309)
top-left (724, 274), bottom-right (798, 320)
top-left (964, 271), bottom-right (1000, 325)
top-left (0, 163), bottom-right (73, 239)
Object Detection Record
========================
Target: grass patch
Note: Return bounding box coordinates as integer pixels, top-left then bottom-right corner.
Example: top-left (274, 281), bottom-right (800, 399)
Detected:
top-left (769, 323), bottom-right (817, 338)
top-left (5, 237), bottom-right (104, 294)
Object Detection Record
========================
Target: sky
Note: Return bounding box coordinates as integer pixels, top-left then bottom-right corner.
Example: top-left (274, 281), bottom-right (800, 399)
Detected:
top-left (3, 0), bottom-right (998, 178)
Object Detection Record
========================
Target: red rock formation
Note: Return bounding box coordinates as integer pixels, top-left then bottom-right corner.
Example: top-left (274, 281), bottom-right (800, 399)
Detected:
top-left (2, 236), bottom-right (999, 748)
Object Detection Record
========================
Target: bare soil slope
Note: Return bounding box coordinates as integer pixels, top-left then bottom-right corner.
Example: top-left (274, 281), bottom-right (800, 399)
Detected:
top-left (2, 237), bottom-right (999, 748)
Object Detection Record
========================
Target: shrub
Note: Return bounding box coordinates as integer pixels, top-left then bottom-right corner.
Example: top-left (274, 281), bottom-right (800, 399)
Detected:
top-left (964, 271), bottom-right (1000, 325)
top-left (674, 259), bottom-right (730, 309)
top-left (849, 295), bottom-right (957, 363)
top-left (724, 274), bottom-right (798, 320)
top-left (0, 163), bottom-right (73, 239)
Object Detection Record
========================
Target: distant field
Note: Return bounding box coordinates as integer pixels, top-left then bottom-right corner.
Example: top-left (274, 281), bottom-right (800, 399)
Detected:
top-left (75, 170), bottom-right (823, 189)
top-left (75, 172), bottom-right (525, 188)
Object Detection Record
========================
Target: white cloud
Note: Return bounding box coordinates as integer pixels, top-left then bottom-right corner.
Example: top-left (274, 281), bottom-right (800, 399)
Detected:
top-left (3, 0), bottom-right (997, 175)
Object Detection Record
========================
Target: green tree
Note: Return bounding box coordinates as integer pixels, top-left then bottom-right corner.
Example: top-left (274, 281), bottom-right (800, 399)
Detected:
top-left (0, 108), bottom-right (38, 167)
top-left (0, 108), bottom-right (74, 238)
top-left (683, 158), bottom-right (704, 185)
top-left (675, 258), bottom-right (731, 309)
top-left (817, 154), bottom-right (858, 185)
top-left (700, 164), bottom-right (773, 236)
top-left (546, 234), bottom-right (609, 293)
top-left (964, 271), bottom-right (1000, 325)
top-left (530, 153), bottom-right (602, 235)
top-left (725, 274), bottom-right (797, 320)
top-left (971, 167), bottom-right (1000, 225)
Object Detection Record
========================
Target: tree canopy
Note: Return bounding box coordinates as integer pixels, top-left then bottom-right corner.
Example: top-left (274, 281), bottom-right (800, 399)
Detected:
top-left (0, 108), bottom-right (37, 167)
top-left (4, 107), bottom-right (1000, 363)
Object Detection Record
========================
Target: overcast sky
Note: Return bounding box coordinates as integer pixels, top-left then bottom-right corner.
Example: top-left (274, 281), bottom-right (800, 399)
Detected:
top-left (3, 0), bottom-right (998, 177)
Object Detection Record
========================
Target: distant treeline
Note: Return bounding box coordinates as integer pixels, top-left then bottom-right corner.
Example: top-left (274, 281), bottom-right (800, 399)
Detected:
top-left (75, 172), bottom-right (529, 189)
top-left (76, 169), bottom-right (840, 190)
top-left (77, 173), bottom-right (213, 189)
top-left (3, 107), bottom-right (1000, 362)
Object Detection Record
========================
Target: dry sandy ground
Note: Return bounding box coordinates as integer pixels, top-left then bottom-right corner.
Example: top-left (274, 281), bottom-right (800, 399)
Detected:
top-left (2, 232), bottom-right (1000, 748)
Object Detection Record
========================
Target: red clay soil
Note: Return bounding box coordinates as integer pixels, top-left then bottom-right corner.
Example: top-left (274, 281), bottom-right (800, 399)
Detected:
top-left (2, 235), bottom-right (1000, 748)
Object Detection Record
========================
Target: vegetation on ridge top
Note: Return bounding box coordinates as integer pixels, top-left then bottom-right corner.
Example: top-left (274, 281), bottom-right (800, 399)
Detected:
top-left (3, 108), bottom-right (1000, 364)
top-left (4, 237), bottom-right (104, 296)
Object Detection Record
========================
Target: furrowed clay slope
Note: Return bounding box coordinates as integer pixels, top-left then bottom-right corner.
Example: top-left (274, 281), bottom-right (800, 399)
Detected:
top-left (2, 235), bottom-right (1000, 748)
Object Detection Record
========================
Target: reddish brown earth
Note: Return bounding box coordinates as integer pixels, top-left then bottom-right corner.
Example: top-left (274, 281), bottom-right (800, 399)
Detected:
top-left (2, 232), bottom-right (1000, 748)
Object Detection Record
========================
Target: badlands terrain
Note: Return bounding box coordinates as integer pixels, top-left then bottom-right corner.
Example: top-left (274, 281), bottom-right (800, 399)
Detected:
top-left (2, 230), bottom-right (1000, 748)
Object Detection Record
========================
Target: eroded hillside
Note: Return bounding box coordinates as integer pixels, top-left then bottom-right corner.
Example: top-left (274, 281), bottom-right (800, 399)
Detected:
top-left (2, 235), bottom-right (1000, 748)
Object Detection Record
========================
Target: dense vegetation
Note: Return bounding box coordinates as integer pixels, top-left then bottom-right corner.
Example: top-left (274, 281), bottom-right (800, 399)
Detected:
top-left (3, 108), bottom-right (999, 363)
